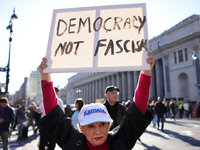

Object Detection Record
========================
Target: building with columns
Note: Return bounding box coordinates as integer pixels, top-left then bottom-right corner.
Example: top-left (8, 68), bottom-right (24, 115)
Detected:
top-left (66, 15), bottom-right (200, 104)
top-left (66, 71), bottom-right (140, 104)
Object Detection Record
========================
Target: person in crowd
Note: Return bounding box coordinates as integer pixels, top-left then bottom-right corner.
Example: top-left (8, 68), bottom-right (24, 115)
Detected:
top-left (0, 97), bottom-right (14, 150)
top-left (178, 102), bottom-right (184, 118)
top-left (38, 51), bottom-right (154, 150)
top-left (34, 106), bottom-right (41, 135)
top-left (70, 98), bottom-right (85, 129)
top-left (188, 103), bottom-right (193, 118)
top-left (155, 97), bottom-right (166, 132)
top-left (164, 102), bottom-right (170, 118)
top-left (183, 101), bottom-right (189, 118)
top-left (169, 99), bottom-right (176, 121)
top-left (12, 104), bottom-right (21, 131)
top-left (150, 101), bottom-right (156, 128)
top-left (32, 102), bottom-right (56, 150)
top-left (54, 87), bottom-right (65, 112)
top-left (27, 102), bottom-right (36, 134)
top-left (65, 105), bottom-right (72, 117)
top-left (17, 100), bottom-right (29, 140)
top-left (197, 102), bottom-right (200, 118)
top-left (104, 85), bottom-right (126, 131)
top-left (32, 87), bottom-right (65, 150)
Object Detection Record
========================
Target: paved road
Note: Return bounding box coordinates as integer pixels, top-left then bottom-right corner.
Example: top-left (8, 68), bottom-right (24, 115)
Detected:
top-left (133, 118), bottom-right (200, 150)
top-left (3, 118), bottom-right (200, 150)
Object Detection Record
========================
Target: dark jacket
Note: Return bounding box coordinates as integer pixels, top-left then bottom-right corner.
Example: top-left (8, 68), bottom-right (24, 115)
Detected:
top-left (17, 106), bottom-right (27, 120)
top-left (150, 105), bottom-right (156, 115)
top-left (104, 100), bottom-right (126, 130)
top-left (0, 105), bottom-right (14, 132)
top-left (155, 102), bottom-right (166, 115)
top-left (27, 107), bottom-right (35, 118)
top-left (40, 102), bottom-right (153, 150)
top-left (169, 102), bottom-right (176, 114)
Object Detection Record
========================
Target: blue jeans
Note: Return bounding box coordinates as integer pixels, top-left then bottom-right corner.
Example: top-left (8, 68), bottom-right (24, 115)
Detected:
top-left (152, 114), bottom-right (157, 128)
top-left (157, 114), bottom-right (164, 130)
top-left (0, 131), bottom-right (9, 150)
top-left (18, 118), bottom-right (24, 138)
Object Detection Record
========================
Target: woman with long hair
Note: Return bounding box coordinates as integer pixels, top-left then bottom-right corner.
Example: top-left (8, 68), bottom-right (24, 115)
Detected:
top-left (71, 98), bottom-right (85, 129)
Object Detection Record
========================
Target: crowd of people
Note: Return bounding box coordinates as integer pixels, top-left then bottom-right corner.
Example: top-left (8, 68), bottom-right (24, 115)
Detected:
top-left (142, 97), bottom-right (200, 132)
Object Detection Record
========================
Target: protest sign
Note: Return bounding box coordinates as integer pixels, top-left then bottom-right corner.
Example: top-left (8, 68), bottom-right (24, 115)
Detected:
top-left (44, 3), bottom-right (150, 73)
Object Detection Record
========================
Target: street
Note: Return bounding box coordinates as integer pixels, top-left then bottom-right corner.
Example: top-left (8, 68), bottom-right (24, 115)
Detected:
top-left (3, 118), bottom-right (200, 150)
top-left (134, 118), bottom-right (200, 150)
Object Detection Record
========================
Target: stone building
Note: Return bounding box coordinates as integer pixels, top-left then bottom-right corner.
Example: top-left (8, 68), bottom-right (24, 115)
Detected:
top-left (27, 67), bottom-right (42, 105)
top-left (150, 14), bottom-right (200, 102)
top-left (66, 15), bottom-right (200, 104)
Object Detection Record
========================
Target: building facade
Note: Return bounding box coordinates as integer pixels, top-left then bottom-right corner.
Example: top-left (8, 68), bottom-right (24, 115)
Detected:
top-left (150, 15), bottom-right (200, 102)
top-left (12, 77), bottom-right (28, 103)
top-left (65, 15), bottom-right (200, 104)
top-left (27, 67), bottom-right (42, 105)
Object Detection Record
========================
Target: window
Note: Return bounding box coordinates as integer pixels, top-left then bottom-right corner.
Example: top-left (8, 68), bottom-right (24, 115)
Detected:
top-left (178, 50), bottom-right (183, 62)
top-left (174, 52), bottom-right (177, 64)
top-left (184, 48), bottom-right (188, 61)
top-left (150, 45), bottom-right (153, 50)
top-left (158, 41), bottom-right (161, 48)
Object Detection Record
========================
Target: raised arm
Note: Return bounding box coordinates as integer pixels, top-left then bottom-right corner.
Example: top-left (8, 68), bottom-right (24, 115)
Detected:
top-left (134, 51), bottom-right (154, 114)
top-left (39, 58), bottom-right (51, 82)
top-left (39, 58), bottom-right (58, 115)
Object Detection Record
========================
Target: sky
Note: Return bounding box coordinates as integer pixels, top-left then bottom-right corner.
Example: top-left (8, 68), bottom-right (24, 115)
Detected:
top-left (0, 0), bottom-right (199, 95)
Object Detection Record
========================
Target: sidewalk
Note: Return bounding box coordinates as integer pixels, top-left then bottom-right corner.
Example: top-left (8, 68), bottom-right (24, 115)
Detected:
top-left (4, 128), bottom-right (62, 150)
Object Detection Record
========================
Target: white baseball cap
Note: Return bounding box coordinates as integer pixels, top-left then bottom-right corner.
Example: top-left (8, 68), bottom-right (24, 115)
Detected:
top-left (78, 103), bottom-right (113, 126)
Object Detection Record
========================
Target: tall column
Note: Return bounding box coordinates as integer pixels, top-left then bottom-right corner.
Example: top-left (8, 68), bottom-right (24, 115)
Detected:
top-left (116, 73), bottom-right (120, 87)
top-left (89, 82), bottom-right (92, 103)
top-left (103, 77), bottom-right (106, 92)
top-left (95, 80), bottom-right (99, 99)
top-left (150, 67), bottom-right (157, 99)
top-left (92, 81), bottom-right (95, 102)
top-left (73, 87), bottom-right (76, 101)
top-left (86, 83), bottom-right (89, 104)
top-left (155, 59), bottom-right (164, 97)
top-left (127, 71), bottom-right (133, 99)
top-left (116, 72), bottom-right (122, 101)
top-left (111, 74), bottom-right (115, 85)
top-left (99, 79), bottom-right (102, 99)
top-left (121, 72), bottom-right (126, 101)
top-left (107, 76), bottom-right (110, 86)
top-left (80, 85), bottom-right (83, 98)
top-left (83, 84), bottom-right (86, 102)
top-left (164, 55), bottom-right (171, 97)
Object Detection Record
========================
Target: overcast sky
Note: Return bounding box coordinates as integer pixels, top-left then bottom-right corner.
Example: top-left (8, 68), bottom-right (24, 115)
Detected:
top-left (0, 0), bottom-right (199, 94)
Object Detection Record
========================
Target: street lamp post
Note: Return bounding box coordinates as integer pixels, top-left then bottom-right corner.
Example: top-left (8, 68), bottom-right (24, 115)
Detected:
top-left (76, 88), bottom-right (81, 98)
top-left (5, 8), bottom-right (18, 94)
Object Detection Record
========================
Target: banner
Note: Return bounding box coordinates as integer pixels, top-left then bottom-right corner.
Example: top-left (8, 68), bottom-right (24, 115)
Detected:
top-left (44, 3), bottom-right (150, 73)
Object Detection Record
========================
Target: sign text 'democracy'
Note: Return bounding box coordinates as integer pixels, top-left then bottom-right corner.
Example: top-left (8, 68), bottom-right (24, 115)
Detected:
top-left (44, 3), bottom-right (150, 73)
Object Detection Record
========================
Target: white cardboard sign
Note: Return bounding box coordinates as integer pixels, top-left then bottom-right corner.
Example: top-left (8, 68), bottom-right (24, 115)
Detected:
top-left (44, 3), bottom-right (150, 73)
